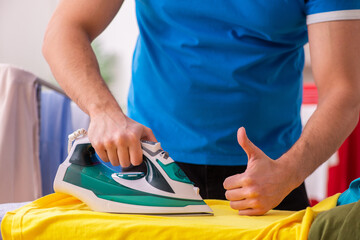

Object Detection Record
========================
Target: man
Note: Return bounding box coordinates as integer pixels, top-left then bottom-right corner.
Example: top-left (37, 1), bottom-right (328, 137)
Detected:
top-left (43, 0), bottom-right (360, 215)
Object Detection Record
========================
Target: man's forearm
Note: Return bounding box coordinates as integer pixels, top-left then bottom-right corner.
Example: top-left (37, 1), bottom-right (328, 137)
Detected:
top-left (43, 25), bottom-right (121, 116)
top-left (279, 88), bottom-right (360, 188)
top-left (280, 20), bottom-right (360, 189)
top-left (43, 0), bottom-right (124, 117)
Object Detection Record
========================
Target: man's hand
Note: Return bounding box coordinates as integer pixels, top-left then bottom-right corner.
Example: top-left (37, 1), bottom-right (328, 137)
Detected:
top-left (223, 127), bottom-right (297, 216)
top-left (88, 110), bottom-right (157, 168)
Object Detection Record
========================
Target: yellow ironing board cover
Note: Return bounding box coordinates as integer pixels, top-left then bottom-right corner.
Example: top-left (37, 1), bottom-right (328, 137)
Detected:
top-left (1, 193), bottom-right (339, 240)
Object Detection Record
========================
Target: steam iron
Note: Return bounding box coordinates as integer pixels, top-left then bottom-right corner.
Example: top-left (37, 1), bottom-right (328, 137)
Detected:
top-left (54, 129), bottom-right (213, 214)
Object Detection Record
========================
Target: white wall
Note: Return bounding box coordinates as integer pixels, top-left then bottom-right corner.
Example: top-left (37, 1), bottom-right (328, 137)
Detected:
top-left (0, 0), bottom-right (57, 81)
top-left (0, 0), bottom-right (138, 108)
top-left (95, 0), bottom-right (139, 109)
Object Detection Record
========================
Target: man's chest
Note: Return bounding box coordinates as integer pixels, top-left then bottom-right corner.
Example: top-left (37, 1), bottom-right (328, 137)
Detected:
top-left (136, 0), bottom-right (307, 39)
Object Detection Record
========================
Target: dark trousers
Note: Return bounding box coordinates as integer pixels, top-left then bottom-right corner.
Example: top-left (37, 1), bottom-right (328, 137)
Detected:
top-left (177, 162), bottom-right (310, 211)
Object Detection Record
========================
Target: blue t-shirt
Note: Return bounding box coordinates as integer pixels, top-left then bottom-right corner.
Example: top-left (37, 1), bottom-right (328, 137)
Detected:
top-left (128, 0), bottom-right (360, 166)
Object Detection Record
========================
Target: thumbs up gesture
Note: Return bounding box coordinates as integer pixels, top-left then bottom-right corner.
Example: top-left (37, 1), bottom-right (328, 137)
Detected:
top-left (223, 127), bottom-right (297, 215)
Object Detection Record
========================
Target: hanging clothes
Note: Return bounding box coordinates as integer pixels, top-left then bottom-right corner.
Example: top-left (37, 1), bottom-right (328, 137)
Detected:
top-left (0, 64), bottom-right (42, 203)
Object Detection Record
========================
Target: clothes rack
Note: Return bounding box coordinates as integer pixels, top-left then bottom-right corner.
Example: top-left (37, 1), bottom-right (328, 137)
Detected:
top-left (35, 78), bottom-right (67, 96)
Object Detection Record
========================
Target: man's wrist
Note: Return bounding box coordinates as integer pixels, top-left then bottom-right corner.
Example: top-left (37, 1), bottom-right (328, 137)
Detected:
top-left (87, 96), bottom-right (123, 117)
top-left (276, 154), bottom-right (306, 189)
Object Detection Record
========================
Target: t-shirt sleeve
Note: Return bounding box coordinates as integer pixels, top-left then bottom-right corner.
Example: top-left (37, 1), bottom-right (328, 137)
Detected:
top-left (305, 0), bottom-right (360, 25)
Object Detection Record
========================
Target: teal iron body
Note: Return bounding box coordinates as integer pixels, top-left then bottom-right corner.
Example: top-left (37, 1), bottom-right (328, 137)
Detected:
top-left (53, 134), bottom-right (212, 214)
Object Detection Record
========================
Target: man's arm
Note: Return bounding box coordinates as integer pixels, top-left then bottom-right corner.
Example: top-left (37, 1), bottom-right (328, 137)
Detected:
top-left (284, 20), bottom-right (360, 192)
top-left (224, 20), bottom-right (360, 215)
top-left (43, 0), bottom-right (156, 167)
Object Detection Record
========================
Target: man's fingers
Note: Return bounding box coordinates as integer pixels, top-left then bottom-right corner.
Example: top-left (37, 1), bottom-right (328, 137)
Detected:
top-left (103, 138), bottom-right (121, 166)
top-left (88, 119), bottom-right (157, 168)
top-left (225, 187), bottom-right (259, 201)
top-left (92, 143), bottom-right (109, 162)
top-left (223, 174), bottom-right (252, 190)
top-left (224, 173), bottom-right (268, 215)
top-left (117, 145), bottom-right (131, 168)
top-left (229, 199), bottom-right (252, 210)
top-left (229, 198), bottom-right (262, 211)
top-left (225, 188), bottom-right (245, 201)
top-left (106, 146), bottom-right (120, 166)
top-left (142, 127), bottom-right (157, 142)
top-left (237, 127), bottom-right (256, 157)
top-left (129, 140), bottom-right (143, 166)
top-left (223, 174), bottom-right (241, 190)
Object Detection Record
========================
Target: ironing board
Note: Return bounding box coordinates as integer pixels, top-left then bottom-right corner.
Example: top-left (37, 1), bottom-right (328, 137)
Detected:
top-left (1, 193), bottom-right (339, 240)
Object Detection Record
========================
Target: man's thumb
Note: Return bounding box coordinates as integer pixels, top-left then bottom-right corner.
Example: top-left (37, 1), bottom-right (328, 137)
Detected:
top-left (237, 127), bottom-right (261, 160)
